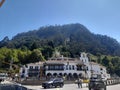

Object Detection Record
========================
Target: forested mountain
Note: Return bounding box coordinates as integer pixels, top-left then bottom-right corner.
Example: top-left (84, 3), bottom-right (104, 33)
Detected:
top-left (0, 23), bottom-right (120, 76)
top-left (1, 23), bottom-right (120, 57)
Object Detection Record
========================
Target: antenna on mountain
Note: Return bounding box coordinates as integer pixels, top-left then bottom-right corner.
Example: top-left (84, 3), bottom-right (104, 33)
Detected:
top-left (0, 0), bottom-right (5, 7)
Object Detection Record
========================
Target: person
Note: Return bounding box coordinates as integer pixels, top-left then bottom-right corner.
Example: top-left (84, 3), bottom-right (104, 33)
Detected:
top-left (77, 78), bottom-right (82, 88)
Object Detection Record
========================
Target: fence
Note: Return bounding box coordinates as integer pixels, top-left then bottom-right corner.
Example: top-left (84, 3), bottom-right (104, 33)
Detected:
top-left (106, 79), bottom-right (120, 85)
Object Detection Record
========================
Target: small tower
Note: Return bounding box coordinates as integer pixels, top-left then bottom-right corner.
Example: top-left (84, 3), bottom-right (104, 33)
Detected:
top-left (80, 52), bottom-right (89, 63)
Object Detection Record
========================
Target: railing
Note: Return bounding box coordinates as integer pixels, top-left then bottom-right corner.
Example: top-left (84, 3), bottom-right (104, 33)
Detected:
top-left (106, 79), bottom-right (120, 86)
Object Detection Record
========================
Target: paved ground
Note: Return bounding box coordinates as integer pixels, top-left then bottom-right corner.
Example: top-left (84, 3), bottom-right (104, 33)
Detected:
top-left (23, 84), bottom-right (87, 90)
top-left (1, 80), bottom-right (120, 90)
top-left (23, 84), bottom-right (120, 90)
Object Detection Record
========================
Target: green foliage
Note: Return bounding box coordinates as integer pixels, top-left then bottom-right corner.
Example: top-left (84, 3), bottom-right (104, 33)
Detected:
top-left (17, 49), bottom-right (31, 64)
top-left (102, 56), bottom-right (110, 66)
top-left (0, 23), bottom-right (120, 76)
top-left (41, 46), bottom-right (54, 59)
top-left (1, 23), bottom-right (120, 56)
top-left (0, 47), bottom-right (45, 73)
top-left (88, 54), bottom-right (120, 76)
top-left (29, 49), bottom-right (45, 63)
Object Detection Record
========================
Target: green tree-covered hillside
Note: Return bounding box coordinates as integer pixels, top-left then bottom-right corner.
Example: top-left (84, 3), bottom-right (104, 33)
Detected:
top-left (1, 23), bottom-right (120, 56)
top-left (0, 23), bottom-right (120, 76)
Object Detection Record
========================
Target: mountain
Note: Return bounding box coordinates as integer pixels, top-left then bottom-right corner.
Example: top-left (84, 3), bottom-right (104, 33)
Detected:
top-left (1, 23), bottom-right (120, 57)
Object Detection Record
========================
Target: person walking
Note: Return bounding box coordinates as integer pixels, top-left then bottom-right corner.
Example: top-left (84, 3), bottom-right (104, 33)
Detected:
top-left (77, 78), bottom-right (82, 88)
top-left (79, 78), bottom-right (82, 88)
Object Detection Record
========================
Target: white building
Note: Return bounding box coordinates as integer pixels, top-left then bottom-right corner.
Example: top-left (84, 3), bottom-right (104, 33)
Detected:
top-left (20, 52), bottom-right (110, 80)
top-left (20, 62), bottom-right (43, 78)
top-left (44, 56), bottom-right (85, 78)
top-left (79, 52), bottom-right (110, 80)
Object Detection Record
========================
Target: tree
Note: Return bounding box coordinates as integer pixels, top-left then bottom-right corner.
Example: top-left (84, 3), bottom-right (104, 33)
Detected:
top-left (102, 56), bottom-right (110, 67)
top-left (96, 53), bottom-right (102, 64)
top-left (29, 49), bottom-right (45, 63)
top-left (31, 42), bottom-right (39, 51)
top-left (41, 46), bottom-right (54, 59)
top-left (17, 49), bottom-right (31, 64)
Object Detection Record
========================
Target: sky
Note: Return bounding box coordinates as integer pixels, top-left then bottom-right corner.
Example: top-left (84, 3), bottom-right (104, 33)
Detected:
top-left (0, 0), bottom-right (120, 42)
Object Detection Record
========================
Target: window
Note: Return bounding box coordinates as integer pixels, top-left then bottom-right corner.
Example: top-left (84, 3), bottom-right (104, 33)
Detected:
top-left (35, 66), bottom-right (39, 69)
top-left (59, 65), bottom-right (64, 70)
top-left (49, 66), bottom-right (54, 70)
top-left (100, 68), bottom-right (103, 70)
top-left (49, 66), bottom-right (52, 70)
top-left (29, 66), bottom-right (33, 69)
top-left (66, 65), bottom-right (68, 70)
top-left (22, 69), bottom-right (25, 73)
top-left (55, 66), bottom-right (59, 69)
top-left (48, 66), bottom-right (50, 70)
top-left (87, 67), bottom-right (88, 70)
top-left (77, 65), bottom-right (82, 70)
top-left (69, 65), bottom-right (71, 70)
top-left (72, 65), bottom-right (74, 70)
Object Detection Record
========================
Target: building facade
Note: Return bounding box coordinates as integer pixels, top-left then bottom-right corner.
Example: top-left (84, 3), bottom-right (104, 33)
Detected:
top-left (79, 52), bottom-right (110, 79)
top-left (20, 52), bottom-right (110, 80)
top-left (44, 56), bottom-right (85, 79)
top-left (19, 62), bottom-right (43, 78)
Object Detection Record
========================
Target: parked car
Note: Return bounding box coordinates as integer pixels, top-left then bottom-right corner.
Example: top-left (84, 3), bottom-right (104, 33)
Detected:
top-left (88, 74), bottom-right (107, 90)
top-left (42, 78), bottom-right (64, 89)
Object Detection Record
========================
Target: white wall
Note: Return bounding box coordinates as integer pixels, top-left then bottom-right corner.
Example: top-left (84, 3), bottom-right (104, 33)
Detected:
top-left (80, 52), bottom-right (110, 79)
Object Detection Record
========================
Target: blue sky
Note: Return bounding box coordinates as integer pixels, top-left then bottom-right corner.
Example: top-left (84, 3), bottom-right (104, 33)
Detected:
top-left (0, 0), bottom-right (120, 42)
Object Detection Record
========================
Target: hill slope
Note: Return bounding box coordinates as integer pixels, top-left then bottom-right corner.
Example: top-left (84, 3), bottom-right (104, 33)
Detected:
top-left (1, 23), bottom-right (120, 56)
